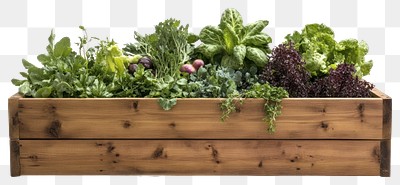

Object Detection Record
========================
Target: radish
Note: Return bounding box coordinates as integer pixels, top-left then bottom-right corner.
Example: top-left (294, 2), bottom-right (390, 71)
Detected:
top-left (180, 64), bottom-right (196, 74)
top-left (192, 59), bottom-right (204, 70)
top-left (128, 63), bottom-right (138, 74)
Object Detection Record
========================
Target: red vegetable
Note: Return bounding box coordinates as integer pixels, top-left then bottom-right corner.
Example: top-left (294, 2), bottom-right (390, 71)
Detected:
top-left (192, 59), bottom-right (204, 70)
top-left (180, 64), bottom-right (196, 74)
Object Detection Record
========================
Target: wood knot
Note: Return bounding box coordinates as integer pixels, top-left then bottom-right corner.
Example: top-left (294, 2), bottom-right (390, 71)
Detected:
top-left (210, 145), bottom-right (220, 164)
top-left (169, 122), bottom-right (176, 128)
top-left (48, 120), bottom-right (61, 138)
top-left (152, 147), bottom-right (164, 159)
top-left (258, 161), bottom-right (263, 168)
top-left (132, 101), bottom-right (139, 111)
top-left (320, 121), bottom-right (329, 129)
top-left (46, 104), bottom-right (57, 114)
top-left (123, 120), bottom-right (131, 128)
top-left (95, 142), bottom-right (104, 147)
top-left (107, 145), bottom-right (115, 153)
top-left (29, 155), bottom-right (38, 161)
top-left (358, 103), bottom-right (365, 117)
top-left (290, 155), bottom-right (301, 163)
top-left (320, 107), bottom-right (326, 113)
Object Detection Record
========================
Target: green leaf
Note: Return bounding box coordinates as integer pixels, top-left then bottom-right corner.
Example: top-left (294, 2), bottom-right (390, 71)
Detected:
top-left (46, 30), bottom-right (55, 54)
top-left (187, 33), bottom-right (199, 44)
top-left (197, 44), bottom-right (224, 59)
top-left (19, 81), bottom-right (31, 95)
top-left (243, 20), bottom-right (268, 38)
top-left (37, 54), bottom-right (51, 65)
top-left (34, 87), bottom-right (52, 98)
top-left (242, 33), bottom-right (272, 46)
top-left (113, 56), bottom-right (126, 76)
top-left (20, 72), bottom-right (28, 78)
top-left (159, 98), bottom-right (177, 110)
top-left (22, 59), bottom-right (36, 69)
top-left (54, 37), bottom-right (72, 58)
top-left (222, 25), bottom-right (239, 54)
top-left (233, 45), bottom-right (246, 67)
top-left (246, 47), bottom-right (268, 67)
top-left (303, 23), bottom-right (334, 38)
top-left (199, 26), bottom-right (224, 45)
top-left (176, 78), bottom-right (187, 86)
top-left (360, 60), bottom-right (373, 76)
top-left (11, 79), bottom-right (25, 86)
top-left (55, 82), bottom-right (72, 98)
top-left (221, 55), bottom-right (241, 69)
top-left (220, 8), bottom-right (243, 35)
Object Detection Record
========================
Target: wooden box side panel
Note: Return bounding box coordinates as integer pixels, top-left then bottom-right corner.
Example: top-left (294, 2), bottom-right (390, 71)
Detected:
top-left (19, 140), bottom-right (381, 176)
top-left (17, 97), bottom-right (383, 139)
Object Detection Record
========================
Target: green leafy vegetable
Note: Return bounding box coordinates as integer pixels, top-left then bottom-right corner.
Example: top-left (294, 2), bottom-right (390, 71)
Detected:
top-left (125, 19), bottom-right (195, 79)
top-left (245, 83), bottom-right (289, 133)
top-left (198, 8), bottom-right (271, 69)
top-left (285, 23), bottom-right (373, 78)
top-left (159, 98), bottom-right (177, 110)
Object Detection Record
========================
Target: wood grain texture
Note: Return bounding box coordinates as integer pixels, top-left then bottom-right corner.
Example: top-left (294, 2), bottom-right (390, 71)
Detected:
top-left (8, 93), bottom-right (21, 139)
top-left (371, 88), bottom-right (392, 139)
top-left (10, 140), bottom-right (21, 177)
top-left (19, 140), bottom-right (381, 176)
top-left (16, 98), bottom-right (383, 139)
top-left (380, 139), bottom-right (391, 177)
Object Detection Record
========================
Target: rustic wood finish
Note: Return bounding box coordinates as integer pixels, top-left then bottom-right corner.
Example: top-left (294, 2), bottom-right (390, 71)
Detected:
top-left (8, 94), bottom-right (20, 139)
top-left (8, 89), bottom-right (392, 176)
top-left (19, 140), bottom-right (381, 176)
top-left (380, 140), bottom-right (391, 177)
top-left (17, 96), bottom-right (383, 139)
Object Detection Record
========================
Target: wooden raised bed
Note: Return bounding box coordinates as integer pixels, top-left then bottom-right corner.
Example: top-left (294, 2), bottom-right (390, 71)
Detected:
top-left (8, 88), bottom-right (391, 176)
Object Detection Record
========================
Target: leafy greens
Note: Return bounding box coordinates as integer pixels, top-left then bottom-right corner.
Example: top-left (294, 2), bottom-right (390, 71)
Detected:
top-left (197, 8), bottom-right (272, 70)
top-left (285, 23), bottom-right (373, 78)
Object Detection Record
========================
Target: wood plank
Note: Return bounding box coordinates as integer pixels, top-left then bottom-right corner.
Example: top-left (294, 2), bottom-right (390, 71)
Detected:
top-left (19, 140), bottom-right (381, 176)
top-left (17, 97), bottom-right (383, 139)
top-left (10, 140), bottom-right (21, 177)
top-left (8, 93), bottom-right (21, 139)
top-left (380, 139), bottom-right (391, 177)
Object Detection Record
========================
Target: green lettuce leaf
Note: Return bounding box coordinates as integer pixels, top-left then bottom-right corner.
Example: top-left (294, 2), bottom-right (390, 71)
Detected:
top-left (246, 47), bottom-right (268, 67)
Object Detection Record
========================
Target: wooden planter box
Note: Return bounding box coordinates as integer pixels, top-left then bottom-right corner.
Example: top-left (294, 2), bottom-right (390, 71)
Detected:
top-left (8, 88), bottom-right (392, 177)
